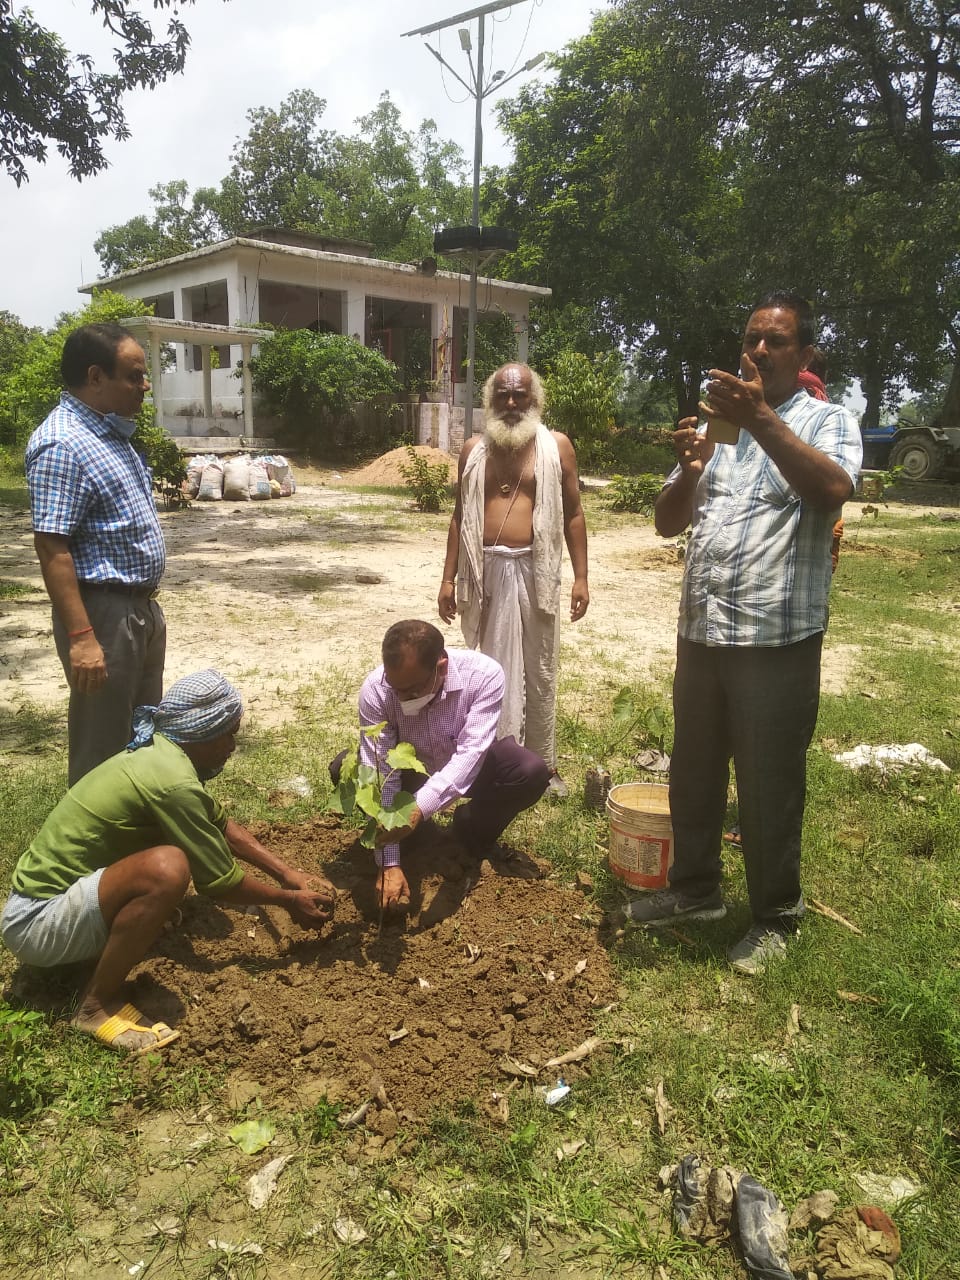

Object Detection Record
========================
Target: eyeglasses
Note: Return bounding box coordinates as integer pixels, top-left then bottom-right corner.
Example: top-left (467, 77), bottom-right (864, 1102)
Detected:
top-left (390, 663), bottom-right (440, 700)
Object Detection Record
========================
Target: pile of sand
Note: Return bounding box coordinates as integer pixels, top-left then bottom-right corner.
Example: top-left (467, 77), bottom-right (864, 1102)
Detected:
top-left (337, 445), bottom-right (457, 487)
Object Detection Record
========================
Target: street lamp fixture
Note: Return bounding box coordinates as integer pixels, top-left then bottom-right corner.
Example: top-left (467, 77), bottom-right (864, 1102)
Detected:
top-left (402, 0), bottom-right (545, 439)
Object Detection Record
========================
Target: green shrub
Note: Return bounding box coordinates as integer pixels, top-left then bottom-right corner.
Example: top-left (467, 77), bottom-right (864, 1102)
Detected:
top-left (605, 472), bottom-right (664, 512)
top-left (131, 406), bottom-right (187, 503)
top-left (399, 445), bottom-right (449, 512)
top-left (0, 291), bottom-right (151, 447)
top-left (247, 328), bottom-right (400, 458)
top-left (607, 425), bottom-right (676, 475)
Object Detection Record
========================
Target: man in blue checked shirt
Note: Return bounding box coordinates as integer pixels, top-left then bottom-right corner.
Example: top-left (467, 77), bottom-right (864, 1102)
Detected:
top-left (624, 292), bottom-right (862, 975)
top-left (26, 323), bottom-right (167, 785)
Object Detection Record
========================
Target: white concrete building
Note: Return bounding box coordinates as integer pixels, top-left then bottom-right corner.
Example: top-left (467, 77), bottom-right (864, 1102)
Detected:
top-left (80, 229), bottom-right (550, 448)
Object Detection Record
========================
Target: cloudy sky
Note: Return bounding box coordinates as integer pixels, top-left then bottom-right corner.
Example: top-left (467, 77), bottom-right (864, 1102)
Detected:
top-left (2, 0), bottom-right (602, 328)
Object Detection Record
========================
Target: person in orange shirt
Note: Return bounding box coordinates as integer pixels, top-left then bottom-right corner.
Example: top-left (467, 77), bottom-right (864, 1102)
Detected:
top-left (798, 349), bottom-right (844, 572)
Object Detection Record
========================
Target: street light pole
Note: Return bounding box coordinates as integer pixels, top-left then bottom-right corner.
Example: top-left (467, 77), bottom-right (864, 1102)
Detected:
top-left (403, 0), bottom-right (539, 440)
top-left (464, 11), bottom-right (485, 439)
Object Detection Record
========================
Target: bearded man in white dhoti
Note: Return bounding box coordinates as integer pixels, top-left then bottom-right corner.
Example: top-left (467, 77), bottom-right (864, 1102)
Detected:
top-left (438, 363), bottom-right (589, 797)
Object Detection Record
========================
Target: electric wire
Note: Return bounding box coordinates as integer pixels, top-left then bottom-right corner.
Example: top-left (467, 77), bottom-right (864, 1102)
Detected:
top-left (430, 27), bottom-right (471, 106)
top-left (490, 0), bottom-right (538, 84)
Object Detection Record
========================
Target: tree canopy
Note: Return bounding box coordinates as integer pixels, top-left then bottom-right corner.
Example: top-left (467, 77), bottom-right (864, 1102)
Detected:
top-left (95, 91), bottom-right (471, 274)
top-left (1, 0), bottom-right (198, 185)
top-left (0, 291), bottom-right (150, 447)
top-left (493, 0), bottom-right (960, 424)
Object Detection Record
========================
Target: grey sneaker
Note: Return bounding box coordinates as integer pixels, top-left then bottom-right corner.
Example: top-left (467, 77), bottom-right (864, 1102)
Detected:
top-left (623, 887), bottom-right (726, 927)
top-left (728, 925), bottom-right (789, 975)
top-left (546, 771), bottom-right (569, 799)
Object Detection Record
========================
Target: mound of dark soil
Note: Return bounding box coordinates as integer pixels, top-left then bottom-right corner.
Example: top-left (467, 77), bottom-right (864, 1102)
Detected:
top-left (38, 818), bottom-right (617, 1127)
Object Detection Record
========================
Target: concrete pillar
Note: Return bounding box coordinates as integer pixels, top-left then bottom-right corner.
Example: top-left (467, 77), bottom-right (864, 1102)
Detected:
top-left (431, 300), bottom-right (452, 402)
top-left (343, 289), bottom-right (365, 342)
top-left (148, 331), bottom-right (165, 432)
top-left (225, 264), bottom-right (243, 369)
top-left (201, 346), bottom-right (213, 420)
top-left (176, 287), bottom-right (193, 370)
top-left (241, 343), bottom-right (254, 438)
top-left (515, 309), bottom-right (529, 364)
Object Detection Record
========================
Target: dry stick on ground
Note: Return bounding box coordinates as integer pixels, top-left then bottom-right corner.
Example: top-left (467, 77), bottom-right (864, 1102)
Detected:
top-left (808, 898), bottom-right (863, 934)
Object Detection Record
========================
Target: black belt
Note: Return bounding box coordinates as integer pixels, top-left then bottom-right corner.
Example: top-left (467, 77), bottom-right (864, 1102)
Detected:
top-left (78, 581), bottom-right (160, 599)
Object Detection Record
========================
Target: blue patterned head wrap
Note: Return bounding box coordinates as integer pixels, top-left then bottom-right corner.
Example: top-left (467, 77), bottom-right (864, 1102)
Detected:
top-left (127, 669), bottom-right (243, 751)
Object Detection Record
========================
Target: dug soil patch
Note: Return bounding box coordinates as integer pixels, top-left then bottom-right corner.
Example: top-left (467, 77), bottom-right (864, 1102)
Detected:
top-left (129, 818), bottom-right (614, 1122)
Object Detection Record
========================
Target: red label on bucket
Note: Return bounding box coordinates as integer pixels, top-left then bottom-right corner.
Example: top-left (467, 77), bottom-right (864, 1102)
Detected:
top-left (608, 822), bottom-right (672, 890)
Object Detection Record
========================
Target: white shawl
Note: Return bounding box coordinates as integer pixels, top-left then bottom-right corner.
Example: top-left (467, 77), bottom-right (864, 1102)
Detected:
top-left (458, 423), bottom-right (564, 646)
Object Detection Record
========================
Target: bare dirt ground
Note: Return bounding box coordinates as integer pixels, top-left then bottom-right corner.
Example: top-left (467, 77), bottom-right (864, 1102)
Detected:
top-left (0, 463), bottom-right (691, 736)
top-left (1, 466), bottom-right (956, 738)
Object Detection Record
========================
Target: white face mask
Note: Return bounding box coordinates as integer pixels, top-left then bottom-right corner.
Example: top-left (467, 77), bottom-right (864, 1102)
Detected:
top-left (398, 668), bottom-right (440, 716)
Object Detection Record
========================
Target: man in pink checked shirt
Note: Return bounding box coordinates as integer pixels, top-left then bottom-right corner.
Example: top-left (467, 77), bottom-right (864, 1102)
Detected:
top-left (351, 619), bottom-right (550, 908)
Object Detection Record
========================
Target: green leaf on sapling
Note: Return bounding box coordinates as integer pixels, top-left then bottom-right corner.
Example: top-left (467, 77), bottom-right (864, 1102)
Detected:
top-left (379, 791), bottom-right (419, 829)
top-left (328, 780), bottom-right (356, 816)
top-left (612, 688), bottom-right (637, 725)
top-left (387, 743), bottom-right (428, 774)
top-left (354, 783), bottom-right (380, 818)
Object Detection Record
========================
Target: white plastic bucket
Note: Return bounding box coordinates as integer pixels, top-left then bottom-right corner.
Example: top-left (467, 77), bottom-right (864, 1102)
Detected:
top-left (606, 781), bottom-right (674, 890)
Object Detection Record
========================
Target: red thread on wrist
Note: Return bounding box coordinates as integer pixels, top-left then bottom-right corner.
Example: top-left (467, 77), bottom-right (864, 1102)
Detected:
top-left (68, 625), bottom-right (95, 639)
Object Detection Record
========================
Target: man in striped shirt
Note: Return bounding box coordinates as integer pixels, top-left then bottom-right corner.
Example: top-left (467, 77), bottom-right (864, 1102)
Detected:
top-left (354, 620), bottom-right (550, 909)
top-left (26, 323), bottom-right (167, 785)
top-left (625, 292), bottom-right (862, 974)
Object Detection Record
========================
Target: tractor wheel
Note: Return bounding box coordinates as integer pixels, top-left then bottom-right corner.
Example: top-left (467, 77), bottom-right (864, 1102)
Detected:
top-left (888, 435), bottom-right (946, 481)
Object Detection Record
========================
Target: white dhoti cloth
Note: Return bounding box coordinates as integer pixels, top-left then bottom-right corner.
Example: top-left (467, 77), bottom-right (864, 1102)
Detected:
top-left (478, 544), bottom-right (559, 769)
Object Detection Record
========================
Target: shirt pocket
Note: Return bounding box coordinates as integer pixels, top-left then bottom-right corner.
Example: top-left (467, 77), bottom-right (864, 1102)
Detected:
top-left (757, 460), bottom-right (799, 510)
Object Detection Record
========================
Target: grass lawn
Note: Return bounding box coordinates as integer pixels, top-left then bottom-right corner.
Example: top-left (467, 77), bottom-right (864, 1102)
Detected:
top-left (0, 471), bottom-right (958, 1278)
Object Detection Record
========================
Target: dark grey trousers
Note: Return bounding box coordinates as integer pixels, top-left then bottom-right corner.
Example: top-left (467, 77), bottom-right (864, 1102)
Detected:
top-left (53, 585), bottom-right (166, 786)
top-left (667, 633), bottom-right (822, 930)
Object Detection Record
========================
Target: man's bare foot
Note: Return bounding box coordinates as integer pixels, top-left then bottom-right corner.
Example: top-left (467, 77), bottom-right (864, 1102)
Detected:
top-left (72, 997), bottom-right (180, 1054)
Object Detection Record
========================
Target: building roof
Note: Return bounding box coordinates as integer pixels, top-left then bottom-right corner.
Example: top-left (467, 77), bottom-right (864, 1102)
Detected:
top-left (80, 234), bottom-right (551, 299)
top-left (120, 315), bottom-right (268, 346)
top-left (244, 227), bottom-right (374, 256)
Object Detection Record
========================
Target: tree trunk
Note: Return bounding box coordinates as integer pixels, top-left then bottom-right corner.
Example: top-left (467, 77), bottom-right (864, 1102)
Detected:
top-left (860, 366), bottom-right (884, 430)
top-left (931, 329), bottom-right (960, 428)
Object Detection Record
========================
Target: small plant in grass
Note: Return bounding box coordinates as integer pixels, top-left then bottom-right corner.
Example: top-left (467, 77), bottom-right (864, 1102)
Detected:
top-left (329, 722), bottom-right (428, 847)
top-left (605, 472), bottom-right (663, 513)
top-left (0, 1005), bottom-right (47, 1116)
top-left (847, 465), bottom-right (900, 544)
top-left (300, 1096), bottom-right (344, 1143)
top-left (131, 405), bottom-right (188, 507)
top-left (399, 445), bottom-right (449, 512)
top-left (608, 687), bottom-right (669, 755)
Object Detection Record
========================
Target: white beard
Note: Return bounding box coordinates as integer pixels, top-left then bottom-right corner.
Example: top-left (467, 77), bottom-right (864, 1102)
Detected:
top-left (483, 408), bottom-right (540, 453)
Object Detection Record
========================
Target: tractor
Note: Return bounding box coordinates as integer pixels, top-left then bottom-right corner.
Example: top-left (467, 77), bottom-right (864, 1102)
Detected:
top-left (860, 422), bottom-right (960, 481)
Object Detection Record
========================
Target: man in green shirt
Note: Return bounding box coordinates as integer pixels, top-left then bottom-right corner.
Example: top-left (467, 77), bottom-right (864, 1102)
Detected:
top-left (1, 670), bottom-right (335, 1054)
